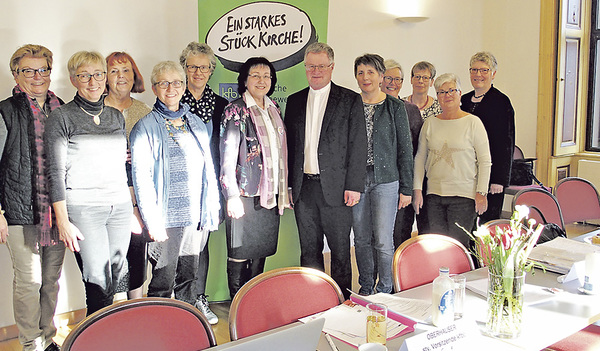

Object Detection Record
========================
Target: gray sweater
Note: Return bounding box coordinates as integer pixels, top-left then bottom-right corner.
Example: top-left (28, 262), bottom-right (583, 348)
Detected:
top-left (44, 94), bottom-right (130, 206)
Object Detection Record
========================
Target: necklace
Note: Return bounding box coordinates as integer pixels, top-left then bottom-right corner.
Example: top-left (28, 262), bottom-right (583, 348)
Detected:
top-left (409, 95), bottom-right (429, 110)
top-left (165, 117), bottom-right (188, 144)
top-left (474, 92), bottom-right (486, 99)
top-left (79, 105), bottom-right (103, 125)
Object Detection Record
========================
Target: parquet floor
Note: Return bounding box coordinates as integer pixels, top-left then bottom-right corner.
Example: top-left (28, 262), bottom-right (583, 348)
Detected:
top-left (0, 249), bottom-right (359, 350)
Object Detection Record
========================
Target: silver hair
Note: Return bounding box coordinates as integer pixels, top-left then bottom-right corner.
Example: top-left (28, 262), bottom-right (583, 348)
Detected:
top-left (304, 42), bottom-right (334, 63)
top-left (151, 61), bottom-right (186, 88)
top-left (434, 73), bottom-right (461, 92)
top-left (470, 51), bottom-right (498, 72)
top-left (179, 42), bottom-right (217, 72)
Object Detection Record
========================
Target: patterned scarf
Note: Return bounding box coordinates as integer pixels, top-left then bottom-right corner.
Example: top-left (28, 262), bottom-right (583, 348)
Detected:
top-left (14, 85), bottom-right (62, 246)
top-left (246, 96), bottom-right (290, 214)
top-left (181, 85), bottom-right (216, 123)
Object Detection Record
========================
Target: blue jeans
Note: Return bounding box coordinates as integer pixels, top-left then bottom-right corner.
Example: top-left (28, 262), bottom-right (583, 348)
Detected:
top-left (68, 202), bottom-right (132, 315)
top-left (352, 169), bottom-right (398, 294)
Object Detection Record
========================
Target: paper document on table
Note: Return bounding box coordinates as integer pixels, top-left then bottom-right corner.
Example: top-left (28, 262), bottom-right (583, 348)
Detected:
top-left (529, 237), bottom-right (600, 274)
top-left (298, 302), bottom-right (408, 347)
top-left (466, 278), bottom-right (557, 306)
top-left (354, 293), bottom-right (431, 324)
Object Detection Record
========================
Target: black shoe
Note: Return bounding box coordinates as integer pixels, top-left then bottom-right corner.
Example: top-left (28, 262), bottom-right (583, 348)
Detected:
top-left (45, 342), bottom-right (60, 351)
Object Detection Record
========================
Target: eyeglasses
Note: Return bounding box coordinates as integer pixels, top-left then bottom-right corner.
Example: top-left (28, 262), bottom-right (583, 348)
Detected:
top-left (412, 75), bottom-right (431, 82)
top-left (383, 76), bottom-right (403, 84)
top-left (436, 88), bottom-right (460, 96)
top-left (154, 80), bottom-right (184, 89)
top-left (248, 74), bottom-right (272, 81)
top-left (304, 63), bottom-right (333, 72)
top-left (76, 72), bottom-right (106, 83)
top-left (469, 68), bottom-right (491, 74)
top-left (186, 65), bottom-right (211, 73)
top-left (16, 67), bottom-right (51, 78)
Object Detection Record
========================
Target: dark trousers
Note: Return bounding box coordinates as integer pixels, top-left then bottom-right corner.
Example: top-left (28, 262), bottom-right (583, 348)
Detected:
top-left (294, 178), bottom-right (352, 298)
top-left (479, 191), bottom-right (505, 223)
top-left (425, 194), bottom-right (476, 249)
top-left (194, 241), bottom-right (209, 297)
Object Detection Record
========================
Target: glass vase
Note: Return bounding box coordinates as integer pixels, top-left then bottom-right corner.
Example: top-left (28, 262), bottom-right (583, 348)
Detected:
top-left (485, 270), bottom-right (525, 339)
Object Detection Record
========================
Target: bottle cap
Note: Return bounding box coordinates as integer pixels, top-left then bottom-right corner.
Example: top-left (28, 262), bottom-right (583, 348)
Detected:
top-left (439, 267), bottom-right (449, 274)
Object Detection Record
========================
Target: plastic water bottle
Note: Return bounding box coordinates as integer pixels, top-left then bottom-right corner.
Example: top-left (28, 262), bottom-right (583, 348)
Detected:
top-left (432, 267), bottom-right (455, 327)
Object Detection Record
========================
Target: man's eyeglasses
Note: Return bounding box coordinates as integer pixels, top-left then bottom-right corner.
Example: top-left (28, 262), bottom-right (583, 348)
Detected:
top-left (383, 76), bottom-right (403, 84)
top-left (154, 80), bottom-right (184, 89)
top-left (304, 63), bottom-right (333, 72)
top-left (76, 72), bottom-right (106, 83)
top-left (16, 67), bottom-right (51, 78)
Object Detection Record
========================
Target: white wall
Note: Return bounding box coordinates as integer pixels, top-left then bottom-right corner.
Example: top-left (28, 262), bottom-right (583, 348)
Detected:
top-left (0, 0), bottom-right (541, 328)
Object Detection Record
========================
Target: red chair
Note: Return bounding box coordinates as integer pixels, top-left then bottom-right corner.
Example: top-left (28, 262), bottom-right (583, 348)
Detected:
top-left (546, 324), bottom-right (600, 351)
top-left (392, 234), bottom-right (474, 292)
top-left (61, 298), bottom-right (216, 351)
top-left (512, 188), bottom-right (565, 231)
top-left (229, 267), bottom-right (344, 340)
top-left (553, 177), bottom-right (600, 225)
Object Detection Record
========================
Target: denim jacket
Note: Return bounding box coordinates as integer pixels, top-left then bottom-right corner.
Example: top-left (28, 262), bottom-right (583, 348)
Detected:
top-left (130, 105), bottom-right (220, 234)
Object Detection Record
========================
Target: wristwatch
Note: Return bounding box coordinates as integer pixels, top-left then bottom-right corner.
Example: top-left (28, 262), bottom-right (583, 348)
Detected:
top-left (477, 191), bottom-right (488, 197)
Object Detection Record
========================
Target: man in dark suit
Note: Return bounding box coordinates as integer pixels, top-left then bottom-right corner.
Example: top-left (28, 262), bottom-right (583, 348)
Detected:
top-left (284, 42), bottom-right (367, 296)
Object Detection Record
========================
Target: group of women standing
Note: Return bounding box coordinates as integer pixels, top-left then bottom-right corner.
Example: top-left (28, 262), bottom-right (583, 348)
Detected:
top-left (0, 40), bottom-right (514, 350)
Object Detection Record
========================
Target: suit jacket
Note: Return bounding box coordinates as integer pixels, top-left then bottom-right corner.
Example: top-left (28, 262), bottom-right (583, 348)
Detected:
top-left (284, 82), bottom-right (367, 207)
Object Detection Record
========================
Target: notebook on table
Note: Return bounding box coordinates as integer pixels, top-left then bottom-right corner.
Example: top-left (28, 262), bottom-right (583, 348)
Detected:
top-left (207, 318), bottom-right (325, 351)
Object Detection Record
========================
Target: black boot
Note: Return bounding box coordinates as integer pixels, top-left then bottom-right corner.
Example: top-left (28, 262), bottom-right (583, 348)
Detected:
top-left (247, 257), bottom-right (266, 281)
top-left (227, 260), bottom-right (248, 300)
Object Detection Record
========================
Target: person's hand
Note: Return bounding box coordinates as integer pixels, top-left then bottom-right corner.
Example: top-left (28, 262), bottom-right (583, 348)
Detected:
top-left (131, 206), bottom-right (144, 234)
top-left (126, 148), bottom-right (132, 164)
top-left (344, 190), bottom-right (361, 207)
top-left (398, 194), bottom-right (412, 209)
top-left (0, 212), bottom-right (8, 244)
top-left (489, 184), bottom-right (504, 194)
top-left (149, 228), bottom-right (168, 242)
top-left (288, 188), bottom-right (294, 208)
top-left (412, 190), bottom-right (423, 214)
top-left (475, 193), bottom-right (488, 215)
top-left (57, 219), bottom-right (84, 252)
top-left (227, 197), bottom-right (245, 218)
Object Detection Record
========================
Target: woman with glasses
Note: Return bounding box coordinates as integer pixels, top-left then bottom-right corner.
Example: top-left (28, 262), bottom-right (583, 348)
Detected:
top-left (403, 61), bottom-right (442, 120)
top-left (351, 54), bottom-right (413, 294)
top-left (178, 42), bottom-right (227, 323)
top-left (412, 73), bottom-right (491, 248)
top-left (0, 44), bottom-right (65, 351)
top-left (45, 51), bottom-right (131, 315)
top-left (461, 52), bottom-right (515, 222)
top-left (130, 61), bottom-right (220, 305)
top-left (220, 57), bottom-right (290, 298)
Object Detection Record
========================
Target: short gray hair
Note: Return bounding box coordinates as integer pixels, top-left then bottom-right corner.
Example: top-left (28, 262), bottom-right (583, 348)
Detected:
top-left (410, 61), bottom-right (436, 79)
top-left (179, 42), bottom-right (217, 72)
top-left (384, 59), bottom-right (403, 77)
top-left (470, 51), bottom-right (498, 72)
top-left (304, 42), bottom-right (334, 63)
top-left (67, 51), bottom-right (106, 78)
top-left (151, 61), bottom-right (186, 88)
top-left (434, 73), bottom-right (461, 92)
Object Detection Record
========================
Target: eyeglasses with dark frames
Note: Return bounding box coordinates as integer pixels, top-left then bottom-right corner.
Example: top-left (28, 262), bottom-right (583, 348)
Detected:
top-left (76, 72), bottom-right (106, 83)
top-left (154, 80), bottom-right (184, 89)
top-left (16, 67), bottom-right (51, 78)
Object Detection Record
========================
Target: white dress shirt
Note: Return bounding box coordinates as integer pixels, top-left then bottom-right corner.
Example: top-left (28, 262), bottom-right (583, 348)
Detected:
top-left (304, 82), bottom-right (331, 174)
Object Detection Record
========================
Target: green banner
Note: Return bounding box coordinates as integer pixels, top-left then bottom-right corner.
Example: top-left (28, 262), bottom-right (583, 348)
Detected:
top-left (198, 0), bottom-right (329, 301)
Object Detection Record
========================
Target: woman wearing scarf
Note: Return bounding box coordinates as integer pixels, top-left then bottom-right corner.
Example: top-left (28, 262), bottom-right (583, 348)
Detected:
top-left (178, 42), bottom-right (227, 324)
top-left (0, 44), bottom-right (64, 351)
top-left (130, 61), bottom-right (220, 305)
top-left (220, 57), bottom-right (290, 298)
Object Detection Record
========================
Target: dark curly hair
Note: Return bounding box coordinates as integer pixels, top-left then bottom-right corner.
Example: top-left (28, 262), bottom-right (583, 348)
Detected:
top-left (237, 57), bottom-right (277, 96)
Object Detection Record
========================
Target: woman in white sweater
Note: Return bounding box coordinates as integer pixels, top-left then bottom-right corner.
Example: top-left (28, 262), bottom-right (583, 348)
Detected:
top-left (412, 73), bottom-right (491, 247)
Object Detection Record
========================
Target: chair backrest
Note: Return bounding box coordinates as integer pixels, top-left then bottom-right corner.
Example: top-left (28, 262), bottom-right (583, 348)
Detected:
top-left (229, 267), bottom-right (344, 341)
top-left (392, 234), bottom-right (475, 292)
top-left (512, 188), bottom-right (565, 230)
top-left (513, 145), bottom-right (525, 160)
top-left (554, 177), bottom-right (600, 225)
top-left (62, 298), bottom-right (216, 351)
